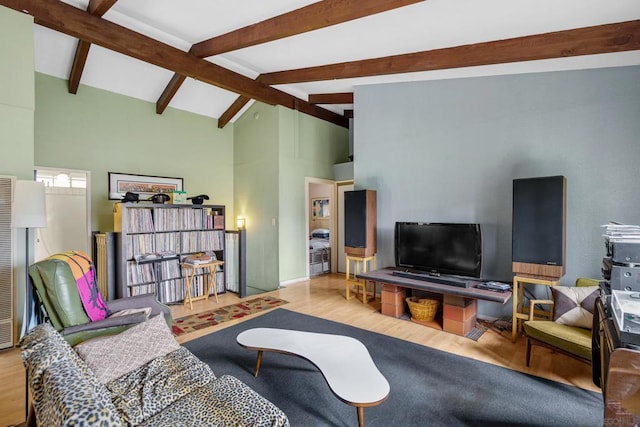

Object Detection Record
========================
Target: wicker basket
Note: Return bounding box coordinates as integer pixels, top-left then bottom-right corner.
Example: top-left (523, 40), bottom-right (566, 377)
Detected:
top-left (406, 296), bottom-right (439, 322)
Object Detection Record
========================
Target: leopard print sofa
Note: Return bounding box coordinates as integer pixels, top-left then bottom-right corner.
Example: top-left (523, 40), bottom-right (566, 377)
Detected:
top-left (20, 323), bottom-right (289, 426)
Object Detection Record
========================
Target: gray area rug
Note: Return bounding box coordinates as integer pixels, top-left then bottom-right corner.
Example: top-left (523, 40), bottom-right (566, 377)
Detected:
top-left (184, 308), bottom-right (603, 427)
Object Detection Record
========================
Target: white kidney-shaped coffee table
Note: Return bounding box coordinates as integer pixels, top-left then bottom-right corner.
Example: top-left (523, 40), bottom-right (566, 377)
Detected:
top-left (237, 327), bottom-right (390, 427)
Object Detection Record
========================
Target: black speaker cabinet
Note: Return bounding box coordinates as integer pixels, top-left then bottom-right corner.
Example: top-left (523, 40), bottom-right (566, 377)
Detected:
top-left (512, 176), bottom-right (566, 280)
top-left (344, 190), bottom-right (377, 257)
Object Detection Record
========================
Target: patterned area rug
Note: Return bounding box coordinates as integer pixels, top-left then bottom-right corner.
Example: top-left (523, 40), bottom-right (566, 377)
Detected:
top-left (171, 296), bottom-right (288, 336)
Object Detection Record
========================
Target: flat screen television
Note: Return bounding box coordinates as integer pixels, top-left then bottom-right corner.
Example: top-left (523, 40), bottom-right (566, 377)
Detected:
top-left (394, 222), bottom-right (483, 278)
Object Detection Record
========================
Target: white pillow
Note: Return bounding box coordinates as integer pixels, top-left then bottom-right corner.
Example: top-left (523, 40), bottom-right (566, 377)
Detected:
top-left (75, 314), bottom-right (179, 384)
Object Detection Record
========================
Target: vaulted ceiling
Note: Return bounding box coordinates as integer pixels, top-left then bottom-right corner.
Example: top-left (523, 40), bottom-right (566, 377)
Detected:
top-left (4, 0), bottom-right (640, 129)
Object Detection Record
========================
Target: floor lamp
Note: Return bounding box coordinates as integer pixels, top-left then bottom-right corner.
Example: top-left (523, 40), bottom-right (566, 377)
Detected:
top-left (11, 180), bottom-right (47, 339)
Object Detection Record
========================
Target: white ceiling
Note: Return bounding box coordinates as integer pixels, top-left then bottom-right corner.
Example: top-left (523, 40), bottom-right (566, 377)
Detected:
top-left (32, 0), bottom-right (640, 123)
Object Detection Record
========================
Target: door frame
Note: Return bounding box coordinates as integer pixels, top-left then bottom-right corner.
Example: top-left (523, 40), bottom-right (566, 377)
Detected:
top-left (34, 167), bottom-right (92, 260)
top-left (305, 177), bottom-right (336, 276)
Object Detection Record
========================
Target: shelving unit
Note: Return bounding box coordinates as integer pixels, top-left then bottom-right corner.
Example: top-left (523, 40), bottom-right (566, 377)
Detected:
top-left (114, 203), bottom-right (225, 304)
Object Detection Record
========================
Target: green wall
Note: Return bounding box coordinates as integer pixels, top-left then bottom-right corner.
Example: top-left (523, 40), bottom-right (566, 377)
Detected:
top-left (235, 102), bottom-right (348, 294)
top-left (34, 74), bottom-right (234, 233)
top-left (0, 6), bottom-right (35, 343)
top-left (278, 108), bottom-right (349, 281)
top-left (233, 102), bottom-right (281, 294)
top-left (0, 6), bottom-right (34, 177)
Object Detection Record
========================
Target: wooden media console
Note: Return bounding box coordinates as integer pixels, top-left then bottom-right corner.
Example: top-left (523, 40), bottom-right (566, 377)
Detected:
top-left (358, 268), bottom-right (512, 336)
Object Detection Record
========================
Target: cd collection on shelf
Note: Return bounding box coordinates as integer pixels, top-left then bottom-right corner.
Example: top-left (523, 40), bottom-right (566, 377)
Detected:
top-left (115, 203), bottom-right (226, 304)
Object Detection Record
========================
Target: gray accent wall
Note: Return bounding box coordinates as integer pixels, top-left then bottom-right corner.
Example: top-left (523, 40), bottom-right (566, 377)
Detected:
top-left (355, 66), bottom-right (640, 315)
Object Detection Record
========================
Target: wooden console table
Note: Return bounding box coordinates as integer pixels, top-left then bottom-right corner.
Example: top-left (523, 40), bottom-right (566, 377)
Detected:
top-left (357, 268), bottom-right (511, 336)
top-left (180, 260), bottom-right (223, 309)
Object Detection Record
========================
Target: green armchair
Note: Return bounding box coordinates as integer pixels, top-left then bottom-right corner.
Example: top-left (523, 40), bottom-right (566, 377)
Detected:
top-left (29, 254), bottom-right (172, 346)
top-left (523, 278), bottom-right (601, 366)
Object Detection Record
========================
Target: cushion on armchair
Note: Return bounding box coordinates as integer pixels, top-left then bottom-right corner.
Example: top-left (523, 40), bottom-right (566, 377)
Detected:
top-left (75, 314), bottom-right (180, 384)
top-left (523, 320), bottom-right (593, 361)
top-left (551, 285), bottom-right (599, 329)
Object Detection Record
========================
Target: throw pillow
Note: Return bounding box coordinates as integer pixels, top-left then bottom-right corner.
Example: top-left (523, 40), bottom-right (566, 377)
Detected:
top-left (74, 314), bottom-right (179, 384)
top-left (551, 286), bottom-right (599, 329)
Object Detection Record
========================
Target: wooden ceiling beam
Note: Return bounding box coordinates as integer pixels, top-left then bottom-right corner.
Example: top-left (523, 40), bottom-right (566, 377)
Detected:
top-left (68, 0), bottom-right (118, 94)
top-left (191, 0), bottom-right (425, 58)
top-left (309, 92), bottom-right (354, 104)
top-left (295, 99), bottom-right (350, 127)
top-left (68, 40), bottom-right (92, 94)
top-left (159, 0), bottom-right (420, 117)
top-left (218, 95), bottom-right (251, 129)
top-left (7, 0), bottom-right (347, 128)
top-left (156, 73), bottom-right (187, 114)
top-left (262, 20), bottom-right (640, 85)
top-left (88, 0), bottom-right (118, 16)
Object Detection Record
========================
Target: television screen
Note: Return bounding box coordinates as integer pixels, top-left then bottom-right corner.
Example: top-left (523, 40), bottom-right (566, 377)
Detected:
top-left (394, 222), bottom-right (482, 278)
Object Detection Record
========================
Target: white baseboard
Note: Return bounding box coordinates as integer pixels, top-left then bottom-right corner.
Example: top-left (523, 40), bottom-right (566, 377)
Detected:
top-left (279, 277), bottom-right (309, 287)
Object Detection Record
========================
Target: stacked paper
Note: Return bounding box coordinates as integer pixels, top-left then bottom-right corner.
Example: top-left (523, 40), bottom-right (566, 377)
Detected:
top-left (602, 222), bottom-right (640, 243)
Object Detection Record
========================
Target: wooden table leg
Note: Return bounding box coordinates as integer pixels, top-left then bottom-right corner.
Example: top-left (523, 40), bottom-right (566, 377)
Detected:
top-left (357, 406), bottom-right (364, 427)
top-left (254, 350), bottom-right (263, 377)
top-left (184, 269), bottom-right (194, 310)
top-left (345, 257), bottom-right (351, 300)
top-left (208, 264), bottom-right (219, 303)
top-left (358, 260), bottom-right (367, 304)
top-left (511, 276), bottom-right (519, 342)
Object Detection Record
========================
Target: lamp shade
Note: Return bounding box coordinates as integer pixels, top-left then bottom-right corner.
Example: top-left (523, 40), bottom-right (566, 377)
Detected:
top-left (237, 216), bottom-right (245, 229)
top-left (12, 180), bottom-right (47, 229)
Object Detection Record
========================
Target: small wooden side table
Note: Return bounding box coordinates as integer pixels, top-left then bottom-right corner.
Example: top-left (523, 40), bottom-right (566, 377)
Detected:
top-left (511, 275), bottom-right (558, 342)
top-left (180, 260), bottom-right (224, 309)
top-left (345, 254), bottom-right (377, 303)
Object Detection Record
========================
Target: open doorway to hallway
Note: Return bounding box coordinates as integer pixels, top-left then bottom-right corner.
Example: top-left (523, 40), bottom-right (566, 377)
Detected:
top-left (307, 179), bottom-right (333, 277)
top-left (305, 178), bottom-right (354, 277)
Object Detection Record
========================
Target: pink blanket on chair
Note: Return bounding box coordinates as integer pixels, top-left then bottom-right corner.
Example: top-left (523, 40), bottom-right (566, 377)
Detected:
top-left (49, 251), bottom-right (109, 321)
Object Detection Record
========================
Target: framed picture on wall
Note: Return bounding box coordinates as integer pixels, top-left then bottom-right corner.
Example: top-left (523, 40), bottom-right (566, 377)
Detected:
top-left (108, 172), bottom-right (183, 200)
top-left (311, 198), bottom-right (330, 218)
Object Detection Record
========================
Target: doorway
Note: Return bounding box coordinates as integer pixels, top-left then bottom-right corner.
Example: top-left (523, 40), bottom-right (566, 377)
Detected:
top-left (35, 168), bottom-right (91, 261)
top-left (304, 178), bottom-right (354, 277)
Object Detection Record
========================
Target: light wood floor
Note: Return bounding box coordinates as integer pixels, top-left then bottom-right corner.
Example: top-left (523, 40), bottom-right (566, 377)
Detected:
top-left (0, 273), bottom-right (600, 427)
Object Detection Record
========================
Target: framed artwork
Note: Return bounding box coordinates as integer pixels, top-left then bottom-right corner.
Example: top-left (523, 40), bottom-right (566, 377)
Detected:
top-left (311, 198), bottom-right (330, 218)
top-left (108, 172), bottom-right (183, 200)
